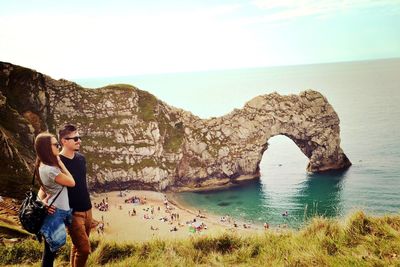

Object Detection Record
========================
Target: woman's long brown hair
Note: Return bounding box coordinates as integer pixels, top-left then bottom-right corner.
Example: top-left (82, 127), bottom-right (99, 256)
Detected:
top-left (34, 132), bottom-right (60, 186)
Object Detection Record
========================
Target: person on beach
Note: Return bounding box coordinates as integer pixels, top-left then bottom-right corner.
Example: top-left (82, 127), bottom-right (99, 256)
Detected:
top-left (35, 132), bottom-right (76, 267)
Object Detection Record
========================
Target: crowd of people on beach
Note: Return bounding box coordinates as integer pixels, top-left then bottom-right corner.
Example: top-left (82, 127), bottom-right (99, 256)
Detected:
top-left (214, 212), bottom-right (290, 231)
top-left (94, 198), bottom-right (109, 211)
top-left (122, 194), bottom-right (211, 234)
top-left (92, 191), bottom-right (292, 243)
top-left (125, 195), bottom-right (146, 205)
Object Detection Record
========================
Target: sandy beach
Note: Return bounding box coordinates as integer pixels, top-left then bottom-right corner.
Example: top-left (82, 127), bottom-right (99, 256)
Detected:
top-left (90, 190), bottom-right (266, 242)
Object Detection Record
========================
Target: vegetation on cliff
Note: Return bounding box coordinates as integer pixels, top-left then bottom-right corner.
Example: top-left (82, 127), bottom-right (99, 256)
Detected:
top-left (1, 211), bottom-right (399, 266)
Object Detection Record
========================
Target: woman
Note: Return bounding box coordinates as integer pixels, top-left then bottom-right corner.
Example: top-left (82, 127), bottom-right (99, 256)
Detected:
top-left (34, 132), bottom-right (75, 267)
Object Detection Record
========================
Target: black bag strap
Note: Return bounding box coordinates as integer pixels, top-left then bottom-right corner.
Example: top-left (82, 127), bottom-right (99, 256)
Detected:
top-left (33, 165), bottom-right (64, 206)
top-left (31, 164), bottom-right (37, 187)
top-left (48, 186), bottom-right (64, 206)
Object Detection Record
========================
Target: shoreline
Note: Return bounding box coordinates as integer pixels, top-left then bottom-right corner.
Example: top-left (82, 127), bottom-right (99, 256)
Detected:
top-left (90, 190), bottom-right (269, 242)
top-left (166, 175), bottom-right (260, 193)
top-left (165, 191), bottom-right (265, 231)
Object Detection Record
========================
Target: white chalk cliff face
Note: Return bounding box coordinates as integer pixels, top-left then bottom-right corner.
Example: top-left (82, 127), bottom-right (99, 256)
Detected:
top-left (0, 62), bottom-right (351, 195)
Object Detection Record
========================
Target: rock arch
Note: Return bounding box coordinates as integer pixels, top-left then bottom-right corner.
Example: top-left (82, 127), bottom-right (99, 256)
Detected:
top-left (176, 90), bottom-right (351, 189)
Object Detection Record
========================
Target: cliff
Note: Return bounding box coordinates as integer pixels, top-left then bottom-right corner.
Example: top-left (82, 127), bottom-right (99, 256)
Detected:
top-left (0, 62), bottom-right (351, 197)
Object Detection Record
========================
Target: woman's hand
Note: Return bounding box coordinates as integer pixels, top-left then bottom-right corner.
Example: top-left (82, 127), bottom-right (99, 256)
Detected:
top-left (46, 204), bottom-right (57, 215)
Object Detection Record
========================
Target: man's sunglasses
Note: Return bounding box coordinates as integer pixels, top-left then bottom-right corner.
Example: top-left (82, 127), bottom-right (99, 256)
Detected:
top-left (64, 136), bottom-right (82, 142)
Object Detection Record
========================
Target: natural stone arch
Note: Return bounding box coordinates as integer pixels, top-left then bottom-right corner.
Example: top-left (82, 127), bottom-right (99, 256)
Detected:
top-left (175, 90), bottom-right (352, 189)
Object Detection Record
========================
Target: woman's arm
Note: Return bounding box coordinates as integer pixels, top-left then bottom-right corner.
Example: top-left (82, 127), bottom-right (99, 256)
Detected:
top-left (38, 186), bottom-right (56, 214)
top-left (38, 186), bottom-right (47, 201)
top-left (54, 156), bottom-right (75, 187)
top-left (38, 186), bottom-right (53, 204)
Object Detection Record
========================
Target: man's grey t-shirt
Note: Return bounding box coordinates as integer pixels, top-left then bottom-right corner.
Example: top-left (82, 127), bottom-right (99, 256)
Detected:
top-left (39, 164), bottom-right (70, 211)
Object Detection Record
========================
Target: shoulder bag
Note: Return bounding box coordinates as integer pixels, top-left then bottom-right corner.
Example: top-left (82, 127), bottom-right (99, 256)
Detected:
top-left (18, 166), bottom-right (64, 238)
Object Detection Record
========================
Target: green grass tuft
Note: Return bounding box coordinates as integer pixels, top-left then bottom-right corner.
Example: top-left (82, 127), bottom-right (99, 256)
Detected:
top-left (92, 241), bottom-right (136, 265)
top-left (193, 233), bottom-right (242, 254)
top-left (0, 221), bottom-right (32, 239)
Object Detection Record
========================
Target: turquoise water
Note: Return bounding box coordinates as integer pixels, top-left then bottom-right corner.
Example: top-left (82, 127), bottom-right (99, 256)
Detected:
top-left (75, 58), bottom-right (400, 228)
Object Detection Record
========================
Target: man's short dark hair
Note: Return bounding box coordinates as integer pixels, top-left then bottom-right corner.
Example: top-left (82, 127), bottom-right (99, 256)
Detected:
top-left (59, 124), bottom-right (77, 140)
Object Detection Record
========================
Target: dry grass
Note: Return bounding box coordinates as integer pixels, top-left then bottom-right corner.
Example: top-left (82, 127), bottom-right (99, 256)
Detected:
top-left (1, 211), bottom-right (399, 266)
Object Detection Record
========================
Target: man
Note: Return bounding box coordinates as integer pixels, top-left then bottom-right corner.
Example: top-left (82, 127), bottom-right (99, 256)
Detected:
top-left (58, 124), bottom-right (92, 267)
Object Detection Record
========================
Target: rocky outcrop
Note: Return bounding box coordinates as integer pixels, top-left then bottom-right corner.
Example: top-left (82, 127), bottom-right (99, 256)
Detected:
top-left (0, 62), bottom-right (351, 196)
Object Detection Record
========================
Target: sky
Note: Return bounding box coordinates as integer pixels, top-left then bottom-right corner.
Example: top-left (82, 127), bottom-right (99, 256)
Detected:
top-left (0, 0), bottom-right (399, 79)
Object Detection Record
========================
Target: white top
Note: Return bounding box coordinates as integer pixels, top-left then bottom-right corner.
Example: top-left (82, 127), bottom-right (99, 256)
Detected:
top-left (38, 164), bottom-right (70, 211)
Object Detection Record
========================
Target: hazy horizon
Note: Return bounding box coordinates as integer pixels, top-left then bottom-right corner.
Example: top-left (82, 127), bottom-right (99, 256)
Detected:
top-left (69, 57), bottom-right (399, 80)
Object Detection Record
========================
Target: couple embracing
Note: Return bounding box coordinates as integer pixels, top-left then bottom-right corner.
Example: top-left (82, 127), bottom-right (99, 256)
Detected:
top-left (35, 124), bottom-right (92, 267)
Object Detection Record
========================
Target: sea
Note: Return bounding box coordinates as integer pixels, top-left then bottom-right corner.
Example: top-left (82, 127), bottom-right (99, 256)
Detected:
top-left (75, 58), bottom-right (400, 228)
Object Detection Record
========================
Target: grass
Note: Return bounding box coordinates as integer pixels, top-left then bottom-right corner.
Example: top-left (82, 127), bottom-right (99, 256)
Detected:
top-left (0, 221), bottom-right (32, 239)
top-left (0, 211), bottom-right (399, 266)
top-left (136, 89), bottom-right (158, 122)
top-left (161, 121), bottom-right (184, 153)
